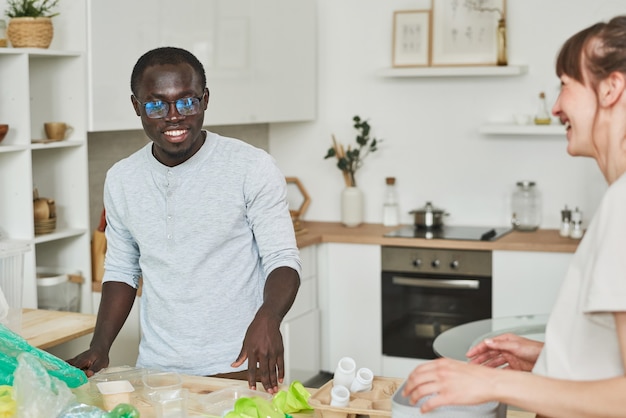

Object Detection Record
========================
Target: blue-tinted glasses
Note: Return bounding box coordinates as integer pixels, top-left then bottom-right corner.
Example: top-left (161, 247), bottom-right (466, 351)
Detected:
top-left (134, 95), bottom-right (204, 119)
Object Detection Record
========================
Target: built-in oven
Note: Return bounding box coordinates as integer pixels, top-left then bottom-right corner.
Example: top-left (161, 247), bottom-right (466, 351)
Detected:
top-left (381, 246), bottom-right (492, 360)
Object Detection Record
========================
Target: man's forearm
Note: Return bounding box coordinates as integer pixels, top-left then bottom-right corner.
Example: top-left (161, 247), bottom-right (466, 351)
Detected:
top-left (260, 266), bottom-right (300, 320)
top-left (90, 281), bottom-right (137, 351)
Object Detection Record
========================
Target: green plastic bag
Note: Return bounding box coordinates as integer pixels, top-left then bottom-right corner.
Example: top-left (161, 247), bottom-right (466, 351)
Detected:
top-left (272, 381), bottom-right (312, 414)
top-left (224, 381), bottom-right (312, 418)
top-left (0, 324), bottom-right (87, 388)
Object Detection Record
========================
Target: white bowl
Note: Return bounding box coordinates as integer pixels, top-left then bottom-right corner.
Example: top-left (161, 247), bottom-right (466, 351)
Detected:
top-left (392, 382), bottom-right (506, 418)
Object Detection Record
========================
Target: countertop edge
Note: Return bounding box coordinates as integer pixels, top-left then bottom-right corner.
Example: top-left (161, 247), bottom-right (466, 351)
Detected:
top-left (296, 221), bottom-right (580, 253)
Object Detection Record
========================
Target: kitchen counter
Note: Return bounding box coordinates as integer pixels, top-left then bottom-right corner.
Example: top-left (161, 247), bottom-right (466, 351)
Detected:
top-left (296, 221), bottom-right (579, 253)
top-left (74, 374), bottom-right (535, 417)
top-left (21, 308), bottom-right (96, 349)
top-left (92, 222), bottom-right (577, 292)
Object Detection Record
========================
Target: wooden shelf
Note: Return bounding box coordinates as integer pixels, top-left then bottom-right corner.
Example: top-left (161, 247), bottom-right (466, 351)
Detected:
top-left (479, 123), bottom-right (566, 136)
top-left (377, 65), bottom-right (528, 78)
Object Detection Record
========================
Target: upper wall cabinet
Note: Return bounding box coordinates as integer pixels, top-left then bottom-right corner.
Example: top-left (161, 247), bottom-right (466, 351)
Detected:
top-left (87, 0), bottom-right (317, 132)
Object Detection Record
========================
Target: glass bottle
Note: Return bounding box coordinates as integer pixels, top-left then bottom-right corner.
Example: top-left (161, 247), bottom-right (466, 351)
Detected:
top-left (382, 177), bottom-right (399, 227)
top-left (559, 205), bottom-right (572, 237)
top-left (496, 18), bottom-right (507, 66)
top-left (511, 181), bottom-right (542, 231)
top-left (534, 92), bottom-right (552, 125)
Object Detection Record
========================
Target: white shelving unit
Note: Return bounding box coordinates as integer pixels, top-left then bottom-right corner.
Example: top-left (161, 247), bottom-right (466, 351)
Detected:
top-left (479, 123), bottom-right (566, 136)
top-left (376, 65), bottom-right (528, 78)
top-left (0, 2), bottom-right (92, 315)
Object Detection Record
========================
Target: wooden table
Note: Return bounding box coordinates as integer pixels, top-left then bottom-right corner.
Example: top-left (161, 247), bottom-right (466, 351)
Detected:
top-left (20, 308), bottom-right (97, 349)
top-left (74, 374), bottom-right (535, 418)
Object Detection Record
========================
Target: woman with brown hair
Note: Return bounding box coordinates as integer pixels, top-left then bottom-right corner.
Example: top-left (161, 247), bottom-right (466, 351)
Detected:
top-left (403, 16), bottom-right (626, 418)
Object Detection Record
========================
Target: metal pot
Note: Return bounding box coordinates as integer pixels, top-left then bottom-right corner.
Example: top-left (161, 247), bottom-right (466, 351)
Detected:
top-left (409, 201), bottom-right (448, 228)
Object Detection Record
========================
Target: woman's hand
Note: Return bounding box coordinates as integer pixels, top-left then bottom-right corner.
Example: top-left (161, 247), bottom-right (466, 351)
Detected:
top-left (401, 358), bottom-right (498, 413)
top-left (466, 333), bottom-right (544, 371)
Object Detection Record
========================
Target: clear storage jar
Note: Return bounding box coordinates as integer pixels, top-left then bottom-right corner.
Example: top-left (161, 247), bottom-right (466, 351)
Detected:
top-left (511, 181), bottom-right (541, 231)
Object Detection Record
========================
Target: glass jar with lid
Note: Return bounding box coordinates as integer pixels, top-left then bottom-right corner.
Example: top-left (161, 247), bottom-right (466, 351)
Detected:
top-left (511, 180), bottom-right (542, 231)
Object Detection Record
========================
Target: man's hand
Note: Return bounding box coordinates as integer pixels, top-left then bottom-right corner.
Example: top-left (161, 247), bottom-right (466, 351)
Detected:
top-left (231, 307), bottom-right (284, 394)
top-left (67, 347), bottom-right (110, 378)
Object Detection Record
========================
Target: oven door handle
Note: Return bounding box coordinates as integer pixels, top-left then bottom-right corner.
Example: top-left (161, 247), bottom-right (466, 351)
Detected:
top-left (392, 276), bottom-right (480, 290)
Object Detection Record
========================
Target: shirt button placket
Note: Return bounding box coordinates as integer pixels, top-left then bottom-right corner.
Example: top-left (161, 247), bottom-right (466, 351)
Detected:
top-left (166, 170), bottom-right (174, 241)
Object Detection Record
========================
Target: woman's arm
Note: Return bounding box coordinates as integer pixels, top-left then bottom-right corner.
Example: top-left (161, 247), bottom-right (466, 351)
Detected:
top-left (404, 312), bottom-right (626, 418)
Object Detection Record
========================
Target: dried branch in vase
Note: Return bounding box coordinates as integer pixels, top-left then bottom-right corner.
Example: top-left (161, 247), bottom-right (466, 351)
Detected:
top-left (324, 115), bottom-right (381, 188)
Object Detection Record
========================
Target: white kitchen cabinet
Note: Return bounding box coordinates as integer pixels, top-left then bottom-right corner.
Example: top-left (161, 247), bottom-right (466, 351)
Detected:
top-left (281, 309), bottom-right (320, 384)
top-left (87, 0), bottom-right (316, 132)
top-left (0, 2), bottom-right (92, 314)
top-left (317, 243), bottom-right (382, 375)
top-left (492, 250), bottom-right (572, 317)
top-left (281, 245), bottom-right (320, 383)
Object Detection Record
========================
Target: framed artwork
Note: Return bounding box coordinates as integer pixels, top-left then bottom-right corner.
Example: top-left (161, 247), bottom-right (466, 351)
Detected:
top-left (431, 0), bottom-right (506, 66)
top-left (392, 10), bottom-right (431, 67)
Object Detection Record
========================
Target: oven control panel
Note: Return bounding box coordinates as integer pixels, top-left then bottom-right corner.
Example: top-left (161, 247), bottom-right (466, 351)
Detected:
top-left (381, 246), bottom-right (492, 277)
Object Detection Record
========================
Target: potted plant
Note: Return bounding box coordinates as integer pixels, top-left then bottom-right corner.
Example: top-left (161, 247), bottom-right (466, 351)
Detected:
top-left (324, 115), bottom-right (382, 227)
top-left (324, 115), bottom-right (381, 188)
top-left (4, 0), bottom-right (59, 48)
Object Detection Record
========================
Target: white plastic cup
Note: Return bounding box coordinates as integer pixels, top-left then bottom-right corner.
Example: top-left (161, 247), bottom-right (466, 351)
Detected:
top-left (96, 380), bottom-right (135, 411)
top-left (330, 385), bottom-right (350, 407)
top-left (333, 357), bottom-right (356, 389)
top-left (350, 367), bottom-right (373, 393)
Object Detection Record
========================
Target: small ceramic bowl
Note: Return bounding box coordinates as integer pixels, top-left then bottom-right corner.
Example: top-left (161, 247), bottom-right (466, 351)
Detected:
top-left (0, 124), bottom-right (8, 143)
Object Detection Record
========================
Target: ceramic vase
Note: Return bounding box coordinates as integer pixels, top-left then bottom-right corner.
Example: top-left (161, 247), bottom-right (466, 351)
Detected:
top-left (341, 187), bottom-right (363, 227)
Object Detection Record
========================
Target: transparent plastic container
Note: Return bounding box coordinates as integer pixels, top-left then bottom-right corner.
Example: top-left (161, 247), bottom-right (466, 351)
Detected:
top-left (36, 267), bottom-right (82, 312)
top-left (0, 241), bottom-right (30, 333)
top-left (199, 387), bottom-right (272, 417)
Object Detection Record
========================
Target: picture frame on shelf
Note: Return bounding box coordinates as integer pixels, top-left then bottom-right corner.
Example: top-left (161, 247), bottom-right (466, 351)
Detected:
top-left (431, 0), bottom-right (506, 66)
top-left (392, 10), bottom-right (431, 68)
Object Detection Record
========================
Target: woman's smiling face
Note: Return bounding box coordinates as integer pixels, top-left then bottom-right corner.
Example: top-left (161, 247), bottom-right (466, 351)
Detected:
top-left (553, 72), bottom-right (598, 158)
top-left (132, 62), bottom-right (208, 167)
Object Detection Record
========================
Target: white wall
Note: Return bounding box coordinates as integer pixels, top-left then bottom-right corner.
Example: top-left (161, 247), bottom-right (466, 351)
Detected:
top-left (268, 0), bottom-right (623, 229)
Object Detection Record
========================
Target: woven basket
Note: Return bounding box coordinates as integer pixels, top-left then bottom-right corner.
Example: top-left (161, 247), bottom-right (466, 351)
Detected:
top-left (7, 17), bottom-right (53, 49)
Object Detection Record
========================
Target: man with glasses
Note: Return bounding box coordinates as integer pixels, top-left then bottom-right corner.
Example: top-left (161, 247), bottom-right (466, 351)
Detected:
top-left (68, 47), bottom-right (301, 394)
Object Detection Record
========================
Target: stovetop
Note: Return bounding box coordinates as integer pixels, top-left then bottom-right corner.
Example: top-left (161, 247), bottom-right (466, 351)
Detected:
top-left (384, 225), bottom-right (513, 241)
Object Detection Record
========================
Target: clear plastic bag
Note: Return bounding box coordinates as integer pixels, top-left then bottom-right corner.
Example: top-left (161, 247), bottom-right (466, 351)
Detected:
top-left (13, 352), bottom-right (76, 417)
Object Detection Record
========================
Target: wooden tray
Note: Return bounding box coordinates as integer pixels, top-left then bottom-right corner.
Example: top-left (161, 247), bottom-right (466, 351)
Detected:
top-left (308, 376), bottom-right (403, 418)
